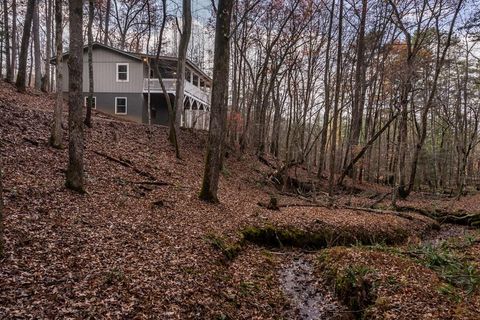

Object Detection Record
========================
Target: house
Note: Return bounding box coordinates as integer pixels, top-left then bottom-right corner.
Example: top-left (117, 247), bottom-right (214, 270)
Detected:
top-left (54, 43), bottom-right (212, 129)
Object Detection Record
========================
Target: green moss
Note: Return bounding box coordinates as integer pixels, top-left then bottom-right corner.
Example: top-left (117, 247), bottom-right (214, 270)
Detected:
top-left (241, 225), bottom-right (329, 249)
top-left (241, 224), bottom-right (409, 249)
top-left (206, 233), bottom-right (242, 261)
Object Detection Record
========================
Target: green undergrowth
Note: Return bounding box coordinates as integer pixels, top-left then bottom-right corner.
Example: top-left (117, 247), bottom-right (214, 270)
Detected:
top-left (406, 241), bottom-right (480, 294)
top-left (318, 233), bottom-right (480, 318)
top-left (333, 265), bottom-right (377, 318)
top-left (357, 235), bottom-right (480, 295)
top-left (317, 251), bottom-right (378, 319)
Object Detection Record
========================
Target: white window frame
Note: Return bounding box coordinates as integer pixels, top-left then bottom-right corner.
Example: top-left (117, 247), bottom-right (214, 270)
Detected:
top-left (115, 97), bottom-right (128, 115)
top-left (116, 63), bottom-right (129, 82)
top-left (84, 96), bottom-right (96, 109)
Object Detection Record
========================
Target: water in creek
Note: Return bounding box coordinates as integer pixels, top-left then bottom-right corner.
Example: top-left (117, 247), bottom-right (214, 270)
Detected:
top-left (278, 224), bottom-right (477, 319)
top-left (279, 255), bottom-right (349, 320)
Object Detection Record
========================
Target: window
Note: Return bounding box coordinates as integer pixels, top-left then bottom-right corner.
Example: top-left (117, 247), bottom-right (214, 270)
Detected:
top-left (116, 63), bottom-right (129, 82)
top-left (193, 73), bottom-right (199, 87)
top-left (84, 96), bottom-right (96, 109)
top-left (115, 97), bottom-right (127, 114)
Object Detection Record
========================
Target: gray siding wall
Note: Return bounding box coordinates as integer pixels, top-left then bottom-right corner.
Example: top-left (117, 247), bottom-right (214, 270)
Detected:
top-left (61, 47), bottom-right (144, 93)
top-left (83, 92), bottom-right (146, 123)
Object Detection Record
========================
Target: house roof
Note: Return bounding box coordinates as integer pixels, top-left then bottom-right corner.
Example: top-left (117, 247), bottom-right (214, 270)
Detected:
top-left (51, 42), bottom-right (212, 82)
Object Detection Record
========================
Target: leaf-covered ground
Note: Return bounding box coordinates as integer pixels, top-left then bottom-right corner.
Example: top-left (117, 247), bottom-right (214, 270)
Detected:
top-left (0, 81), bottom-right (479, 319)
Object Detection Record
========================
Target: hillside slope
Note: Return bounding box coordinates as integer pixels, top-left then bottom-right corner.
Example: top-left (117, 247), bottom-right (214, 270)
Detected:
top-left (0, 82), bottom-right (478, 319)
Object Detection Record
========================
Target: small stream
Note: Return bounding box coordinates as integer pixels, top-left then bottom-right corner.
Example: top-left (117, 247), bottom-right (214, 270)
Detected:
top-left (279, 255), bottom-right (348, 320)
top-left (278, 224), bottom-right (477, 320)
top-left (423, 223), bottom-right (477, 246)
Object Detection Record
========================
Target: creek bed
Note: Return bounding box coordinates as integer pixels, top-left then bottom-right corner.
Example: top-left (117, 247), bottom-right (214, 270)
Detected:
top-left (279, 254), bottom-right (349, 320)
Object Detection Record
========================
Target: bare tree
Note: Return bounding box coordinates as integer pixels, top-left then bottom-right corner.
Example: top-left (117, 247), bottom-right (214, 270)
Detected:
top-left (85, 0), bottom-right (95, 128)
top-left (172, 0), bottom-right (192, 142)
top-left (104, 0), bottom-right (111, 45)
top-left (66, 0), bottom-right (85, 192)
top-left (199, 0), bottom-right (234, 202)
top-left (10, 0), bottom-right (17, 80)
top-left (328, 0), bottom-right (344, 197)
top-left (33, 0), bottom-right (42, 90)
top-left (0, 157), bottom-right (4, 258)
top-left (16, 0), bottom-right (36, 92)
top-left (3, 0), bottom-right (12, 81)
top-left (151, 0), bottom-right (180, 158)
top-left (42, 0), bottom-right (53, 92)
top-left (50, 0), bottom-right (64, 149)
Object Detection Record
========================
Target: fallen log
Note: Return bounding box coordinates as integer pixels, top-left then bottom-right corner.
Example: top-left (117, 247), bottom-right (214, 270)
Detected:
top-left (130, 180), bottom-right (170, 186)
top-left (370, 192), bottom-right (391, 208)
top-left (396, 205), bottom-right (480, 228)
top-left (93, 150), bottom-right (157, 180)
top-left (257, 198), bottom-right (416, 221)
top-left (23, 137), bottom-right (40, 146)
top-left (257, 155), bottom-right (277, 170)
top-left (344, 206), bottom-right (414, 220)
top-left (93, 150), bottom-right (130, 167)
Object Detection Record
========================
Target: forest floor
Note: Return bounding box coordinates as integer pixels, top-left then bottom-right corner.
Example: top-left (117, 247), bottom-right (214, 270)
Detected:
top-left (0, 80), bottom-right (479, 319)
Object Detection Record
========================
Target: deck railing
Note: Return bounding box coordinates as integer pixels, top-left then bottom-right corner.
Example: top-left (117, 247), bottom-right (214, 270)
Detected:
top-left (143, 78), bottom-right (210, 105)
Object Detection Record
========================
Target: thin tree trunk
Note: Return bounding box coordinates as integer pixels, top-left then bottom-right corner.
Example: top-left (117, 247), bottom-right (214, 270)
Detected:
top-left (104, 0), bottom-right (111, 45)
top-left (11, 0), bottom-right (17, 79)
top-left (404, 0), bottom-right (463, 197)
top-left (42, 0), bottom-right (52, 92)
top-left (66, 0), bottom-right (85, 193)
top-left (33, 0), bottom-right (42, 90)
top-left (3, 0), bottom-right (12, 81)
top-left (84, 0), bottom-right (94, 128)
top-left (199, 0), bottom-right (234, 203)
top-left (16, 0), bottom-right (35, 92)
top-left (317, 0), bottom-right (335, 178)
top-left (50, 0), bottom-right (63, 148)
top-left (153, 0), bottom-right (180, 159)
top-left (345, 0), bottom-right (367, 179)
top-left (0, 158), bottom-right (4, 258)
top-left (328, 0), bottom-right (343, 197)
top-left (172, 0), bottom-right (192, 140)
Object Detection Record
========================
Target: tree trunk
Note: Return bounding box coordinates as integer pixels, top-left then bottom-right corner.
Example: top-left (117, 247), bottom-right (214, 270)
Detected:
top-left (328, 0), bottom-right (343, 197)
top-left (33, 0), bottom-right (42, 90)
top-left (11, 0), bottom-right (17, 79)
top-left (65, 0), bottom-right (85, 193)
top-left (3, 0), bottom-right (12, 81)
top-left (104, 0), bottom-right (111, 45)
top-left (50, 0), bottom-right (63, 148)
top-left (317, 0), bottom-right (335, 178)
top-left (84, 0), bottom-right (94, 128)
top-left (172, 0), bottom-right (192, 140)
top-left (153, 0), bottom-right (180, 159)
top-left (42, 0), bottom-right (52, 92)
top-left (345, 0), bottom-right (367, 179)
top-left (0, 158), bottom-right (4, 257)
top-left (16, 0), bottom-right (35, 92)
top-left (199, 0), bottom-right (234, 203)
top-left (404, 0), bottom-right (463, 197)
